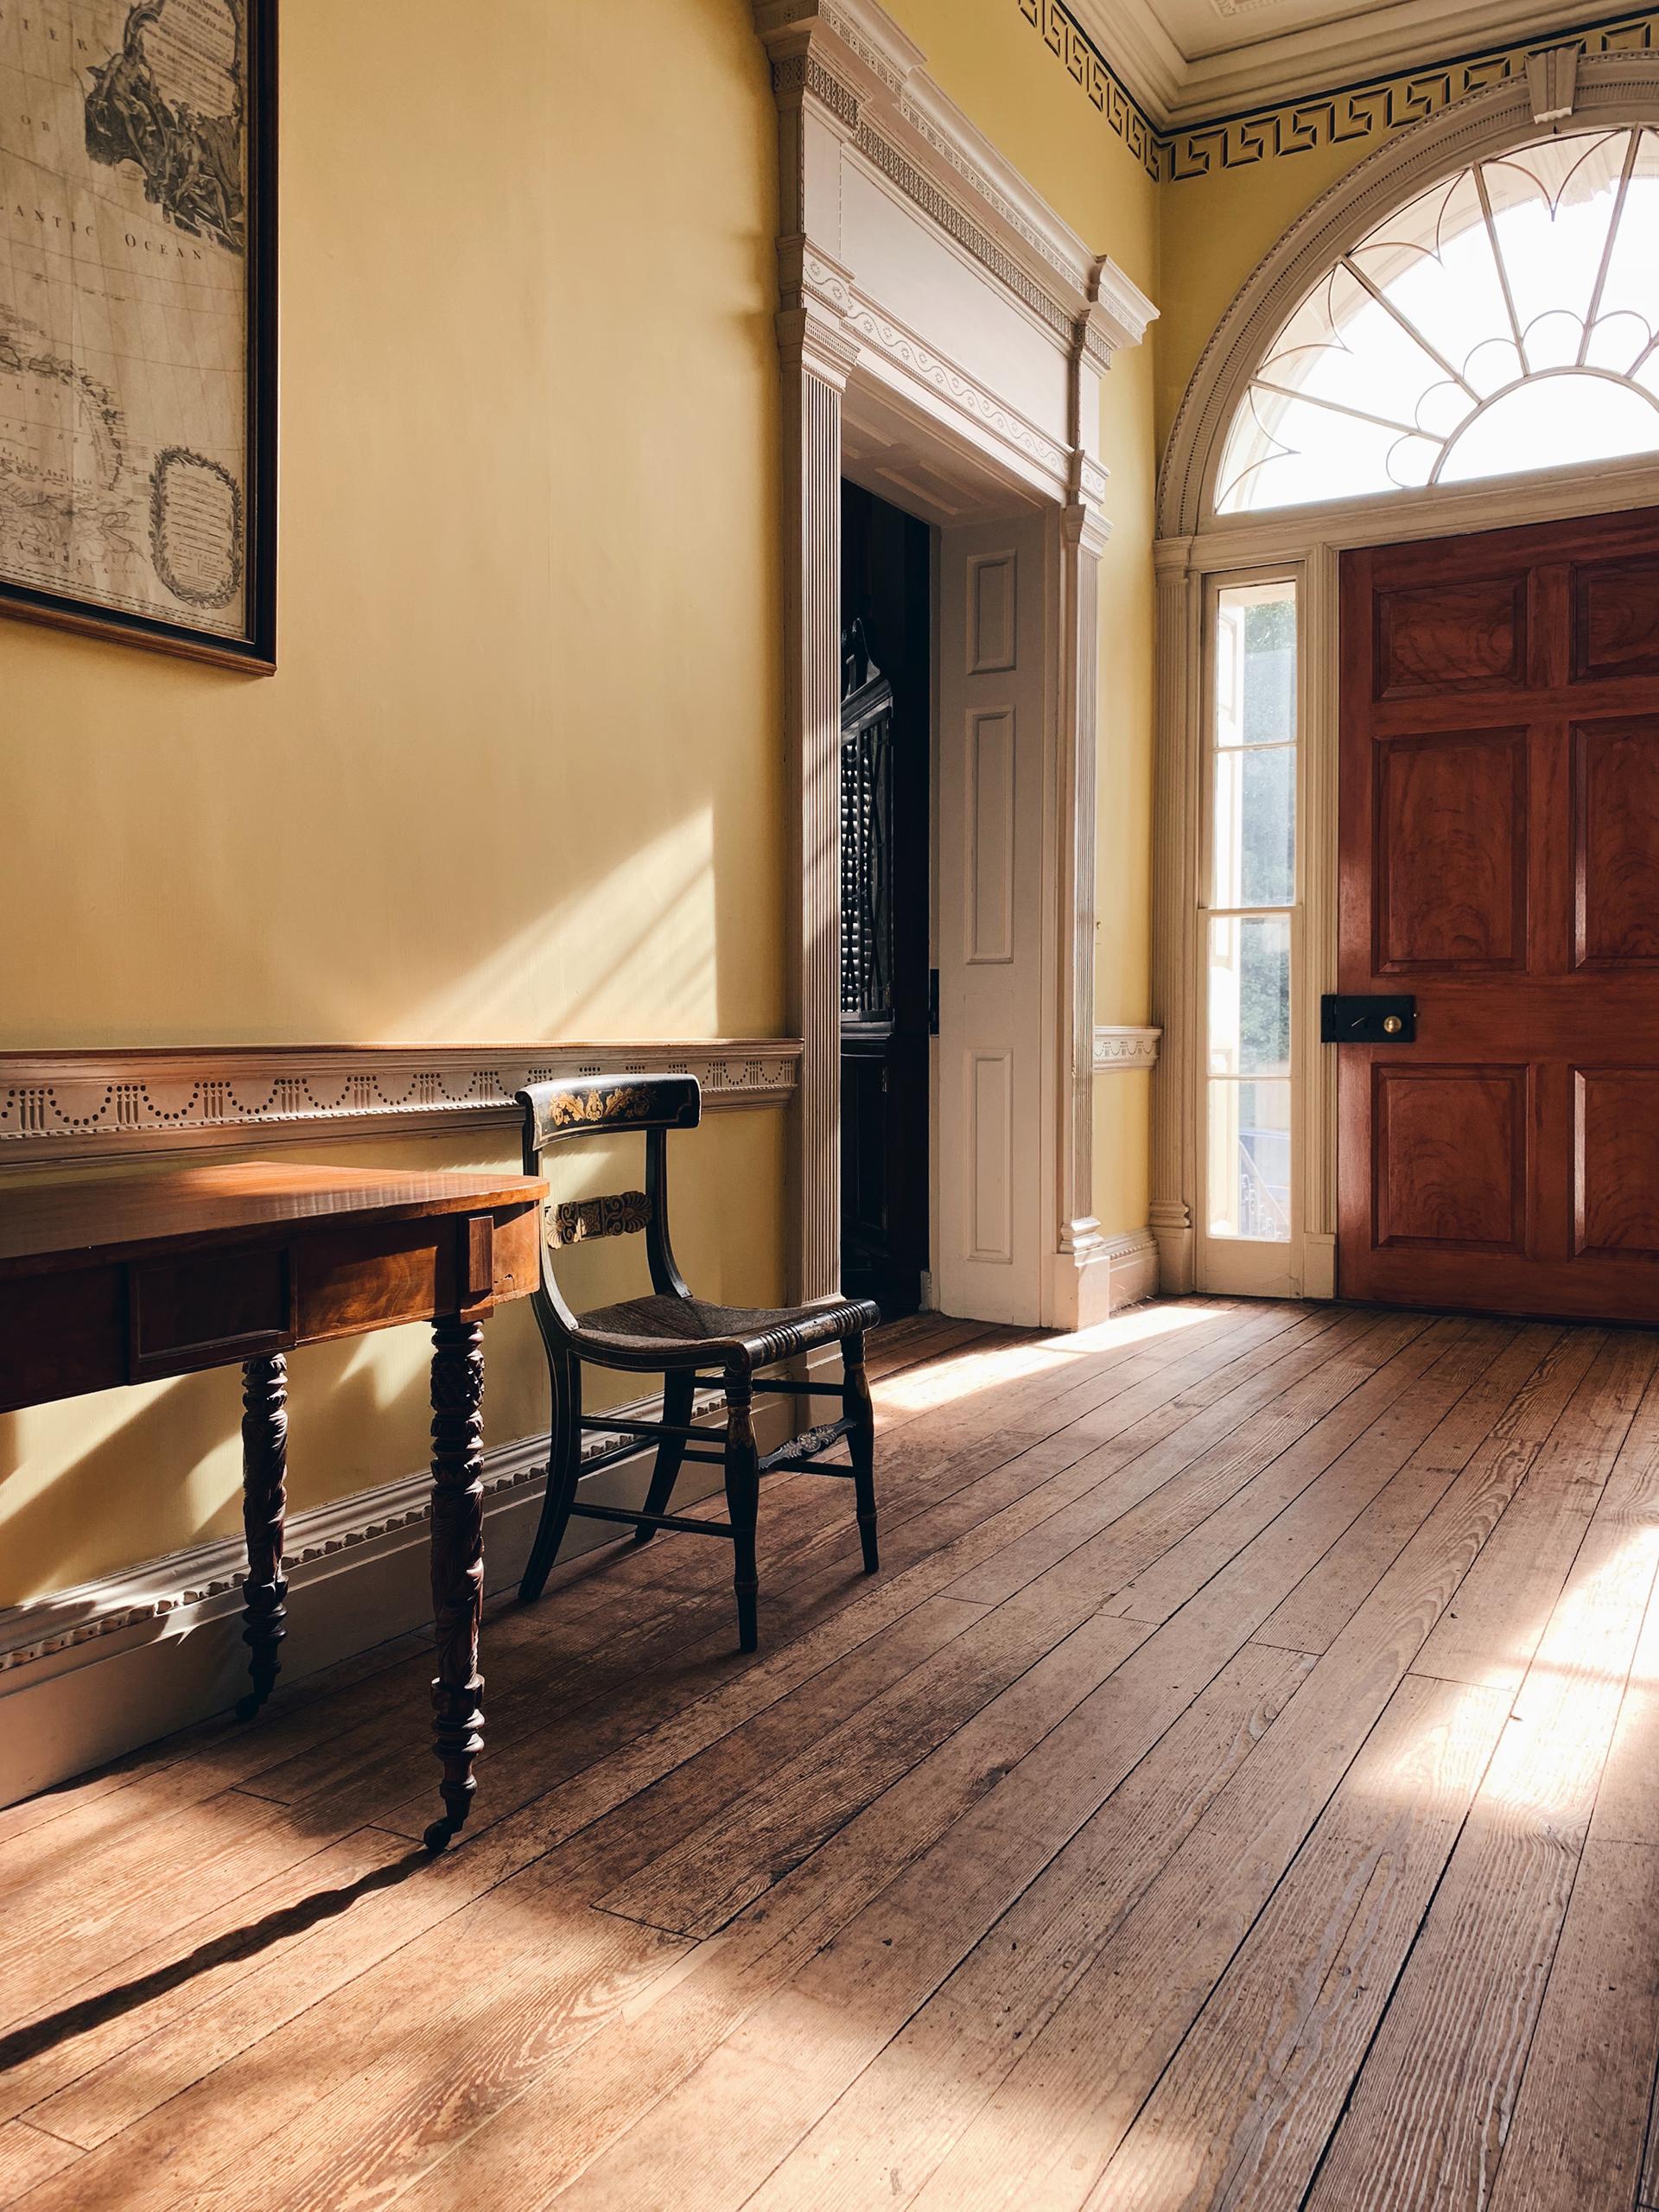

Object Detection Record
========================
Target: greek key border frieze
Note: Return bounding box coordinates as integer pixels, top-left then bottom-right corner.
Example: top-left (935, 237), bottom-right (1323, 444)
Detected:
top-left (1165, 56), bottom-right (1519, 179)
top-left (0, 1042), bottom-right (802, 1167)
top-left (1017, 0), bottom-right (1659, 182)
top-left (1015, 0), bottom-right (1159, 180)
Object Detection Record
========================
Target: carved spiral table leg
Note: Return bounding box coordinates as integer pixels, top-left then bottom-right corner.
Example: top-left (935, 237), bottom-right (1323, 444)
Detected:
top-left (237, 1352), bottom-right (289, 1721)
top-left (426, 1316), bottom-right (486, 1851)
top-left (723, 1373), bottom-right (761, 1655)
top-left (845, 1332), bottom-right (879, 1574)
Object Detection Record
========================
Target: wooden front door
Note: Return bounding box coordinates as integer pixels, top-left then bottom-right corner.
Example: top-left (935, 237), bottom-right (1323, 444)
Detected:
top-left (1338, 504), bottom-right (1659, 1322)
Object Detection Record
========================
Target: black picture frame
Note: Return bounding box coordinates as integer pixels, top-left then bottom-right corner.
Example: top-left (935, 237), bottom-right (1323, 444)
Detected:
top-left (0, 0), bottom-right (277, 672)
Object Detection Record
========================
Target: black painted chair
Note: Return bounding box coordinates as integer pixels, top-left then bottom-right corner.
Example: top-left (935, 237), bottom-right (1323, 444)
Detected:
top-left (514, 1075), bottom-right (880, 1650)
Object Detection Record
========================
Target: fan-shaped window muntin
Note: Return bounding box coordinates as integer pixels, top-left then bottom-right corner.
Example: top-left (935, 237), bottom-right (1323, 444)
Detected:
top-left (1217, 129), bottom-right (1659, 515)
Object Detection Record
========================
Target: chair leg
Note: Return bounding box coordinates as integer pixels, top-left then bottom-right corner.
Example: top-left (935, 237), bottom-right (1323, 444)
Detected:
top-left (520, 1347), bottom-right (582, 1603)
top-left (845, 1332), bottom-right (879, 1574)
top-left (723, 1373), bottom-right (760, 1653)
top-left (634, 1370), bottom-right (695, 1541)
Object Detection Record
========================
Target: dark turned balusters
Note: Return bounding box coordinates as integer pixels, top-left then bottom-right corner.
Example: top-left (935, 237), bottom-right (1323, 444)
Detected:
top-left (237, 1351), bottom-right (289, 1720)
top-left (425, 1315), bottom-right (486, 1851)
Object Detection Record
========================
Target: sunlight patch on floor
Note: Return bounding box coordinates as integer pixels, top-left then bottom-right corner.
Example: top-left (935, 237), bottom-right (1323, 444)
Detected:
top-left (873, 1302), bottom-right (1230, 1418)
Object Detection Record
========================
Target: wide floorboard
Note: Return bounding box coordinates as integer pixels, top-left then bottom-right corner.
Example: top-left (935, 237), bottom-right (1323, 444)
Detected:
top-left (3, 1297), bottom-right (1658, 2211)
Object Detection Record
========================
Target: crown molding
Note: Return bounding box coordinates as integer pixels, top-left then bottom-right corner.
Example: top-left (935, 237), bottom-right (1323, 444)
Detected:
top-left (0, 1040), bottom-right (801, 1168)
top-left (758, 0), bottom-right (1159, 319)
top-left (1065, 0), bottom-right (1637, 130)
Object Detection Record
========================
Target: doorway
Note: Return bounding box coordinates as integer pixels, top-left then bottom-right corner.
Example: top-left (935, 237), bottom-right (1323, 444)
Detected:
top-left (839, 481), bottom-right (931, 1316)
top-left (1336, 501), bottom-right (1659, 1322)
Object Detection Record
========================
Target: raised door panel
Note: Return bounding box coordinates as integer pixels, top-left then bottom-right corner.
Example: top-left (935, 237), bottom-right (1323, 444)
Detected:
top-left (1573, 718), bottom-right (1659, 967)
top-left (1572, 554), bottom-right (1659, 682)
top-left (964, 1050), bottom-right (1014, 1262)
top-left (1373, 1065), bottom-right (1527, 1254)
top-left (1376, 574), bottom-right (1527, 699)
top-left (965, 709), bottom-right (1015, 964)
top-left (936, 513), bottom-right (1047, 1325)
top-left (1374, 728), bottom-right (1528, 972)
top-left (967, 553), bottom-right (1016, 672)
top-left (1574, 1070), bottom-right (1659, 1257)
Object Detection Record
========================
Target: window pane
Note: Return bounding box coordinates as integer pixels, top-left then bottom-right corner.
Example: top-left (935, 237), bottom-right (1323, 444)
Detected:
top-left (1215, 586), bottom-right (1296, 747)
top-left (1207, 1079), bottom-right (1292, 1241)
top-left (1213, 744), bottom-right (1294, 906)
top-left (1208, 914), bottom-right (1291, 1077)
top-left (1216, 126), bottom-right (1659, 514)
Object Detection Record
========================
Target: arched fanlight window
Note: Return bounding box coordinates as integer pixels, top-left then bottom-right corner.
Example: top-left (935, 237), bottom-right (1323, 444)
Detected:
top-left (1216, 128), bottom-right (1659, 514)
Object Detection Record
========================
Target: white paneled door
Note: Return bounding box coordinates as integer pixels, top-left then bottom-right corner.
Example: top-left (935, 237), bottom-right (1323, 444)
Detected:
top-left (936, 516), bottom-right (1048, 1322)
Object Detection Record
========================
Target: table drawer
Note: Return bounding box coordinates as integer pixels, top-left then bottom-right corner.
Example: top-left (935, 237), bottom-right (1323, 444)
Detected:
top-left (128, 1244), bottom-right (297, 1382)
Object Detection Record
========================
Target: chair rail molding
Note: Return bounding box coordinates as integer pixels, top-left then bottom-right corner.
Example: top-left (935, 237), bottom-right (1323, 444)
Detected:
top-left (0, 1041), bottom-right (801, 1169)
top-left (754, 0), bottom-right (1156, 1325)
top-left (1093, 1025), bottom-right (1160, 1072)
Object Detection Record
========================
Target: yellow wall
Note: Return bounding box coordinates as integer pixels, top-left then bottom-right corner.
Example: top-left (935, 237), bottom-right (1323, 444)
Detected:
top-left (0, 0), bottom-right (789, 1605)
top-left (4, 0), bottom-right (1446, 1611)
top-left (1158, 137), bottom-right (1394, 457)
top-left (887, 0), bottom-right (1161, 1242)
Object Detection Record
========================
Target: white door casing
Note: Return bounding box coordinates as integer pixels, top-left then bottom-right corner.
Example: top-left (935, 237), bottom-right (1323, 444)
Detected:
top-left (936, 516), bottom-right (1050, 1321)
top-left (753, 0), bottom-right (1156, 1328)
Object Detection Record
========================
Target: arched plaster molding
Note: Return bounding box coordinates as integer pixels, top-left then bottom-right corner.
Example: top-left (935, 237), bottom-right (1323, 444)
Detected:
top-left (1158, 50), bottom-right (1659, 541)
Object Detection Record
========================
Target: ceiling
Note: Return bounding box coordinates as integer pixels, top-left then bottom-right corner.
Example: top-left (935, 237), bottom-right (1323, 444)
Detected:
top-left (1071, 0), bottom-right (1623, 126)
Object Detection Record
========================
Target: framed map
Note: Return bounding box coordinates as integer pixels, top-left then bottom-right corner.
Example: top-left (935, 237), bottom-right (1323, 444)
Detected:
top-left (0, 0), bottom-right (275, 668)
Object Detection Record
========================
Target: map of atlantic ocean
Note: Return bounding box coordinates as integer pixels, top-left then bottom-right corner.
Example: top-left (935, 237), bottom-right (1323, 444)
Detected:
top-left (0, 0), bottom-right (249, 636)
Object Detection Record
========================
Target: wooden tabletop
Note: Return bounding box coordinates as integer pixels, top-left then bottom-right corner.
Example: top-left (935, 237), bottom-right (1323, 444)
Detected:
top-left (0, 1162), bottom-right (548, 1278)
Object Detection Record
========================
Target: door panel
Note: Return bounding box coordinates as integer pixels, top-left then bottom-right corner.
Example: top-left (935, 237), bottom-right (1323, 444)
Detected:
top-left (937, 514), bottom-right (1046, 1324)
top-left (1573, 718), bottom-right (1659, 964)
top-left (1575, 1071), bottom-right (1659, 1256)
top-left (1338, 504), bottom-right (1659, 1321)
top-left (1372, 1064), bottom-right (1528, 1252)
top-left (1573, 554), bottom-right (1659, 680)
top-left (1376, 573), bottom-right (1529, 696)
top-left (1374, 729), bottom-right (1528, 970)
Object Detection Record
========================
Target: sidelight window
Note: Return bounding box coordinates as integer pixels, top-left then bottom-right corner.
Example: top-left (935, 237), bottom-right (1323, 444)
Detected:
top-left (1205, 581), bottom-right (1297, 1244)
top-left (1216, 128), bottom-right (1659, 514)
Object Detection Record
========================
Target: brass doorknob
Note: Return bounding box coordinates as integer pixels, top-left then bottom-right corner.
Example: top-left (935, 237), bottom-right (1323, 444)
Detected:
top-left (1382, 1014), bottom-right (1403, 1036)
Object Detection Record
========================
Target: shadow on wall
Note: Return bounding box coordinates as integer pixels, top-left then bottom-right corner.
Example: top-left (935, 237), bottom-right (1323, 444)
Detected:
top-left (398, 811), bottom-right (721, 1041)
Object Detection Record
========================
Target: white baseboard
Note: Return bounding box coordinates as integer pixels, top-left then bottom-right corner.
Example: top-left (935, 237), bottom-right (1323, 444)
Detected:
top-left (0, 1383), bottom-right (796, 1811)
top-left (1046, 1226), bottom-right (1160, 1331)
top-left (1300, 1232), bottom-right (1338, 1300)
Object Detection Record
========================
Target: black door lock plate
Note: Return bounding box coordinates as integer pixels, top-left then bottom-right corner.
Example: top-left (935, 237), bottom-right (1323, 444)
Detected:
top-left (1319, 994), bottom-right (1416, 1043)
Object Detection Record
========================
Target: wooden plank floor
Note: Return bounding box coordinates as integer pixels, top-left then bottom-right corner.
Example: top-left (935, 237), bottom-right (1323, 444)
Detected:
top-left (3, 1296), bottom-right (1659, 2210)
